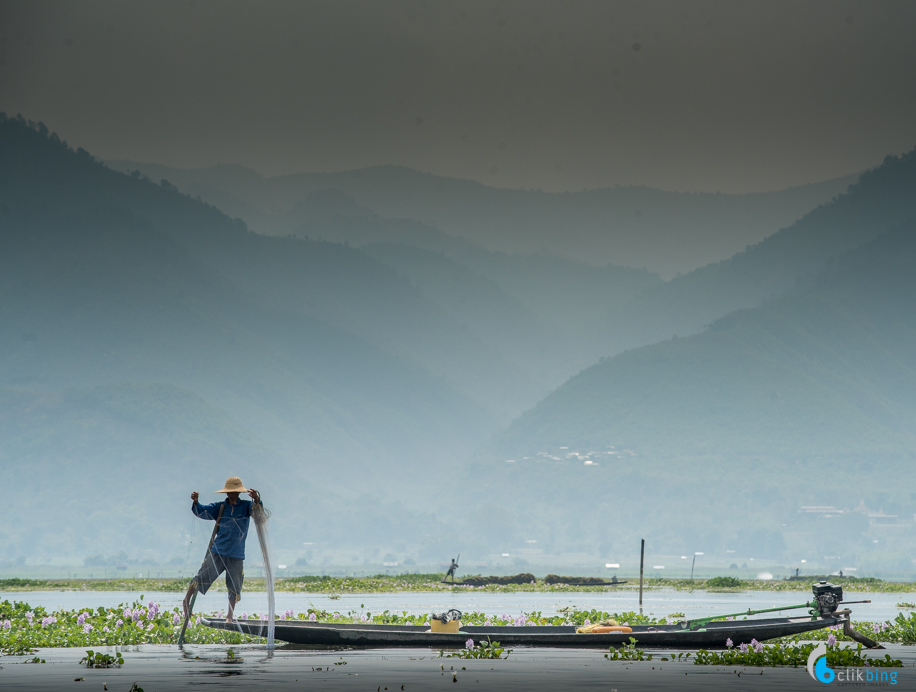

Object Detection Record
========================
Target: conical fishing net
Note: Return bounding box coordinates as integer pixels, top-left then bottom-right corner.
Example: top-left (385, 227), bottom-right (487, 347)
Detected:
top-left (251, 501), bottom-right (275, 650)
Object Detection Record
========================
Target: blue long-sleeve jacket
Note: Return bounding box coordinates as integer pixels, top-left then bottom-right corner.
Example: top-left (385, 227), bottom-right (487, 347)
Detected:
top-left (192, 499), bottom-right (256, 560)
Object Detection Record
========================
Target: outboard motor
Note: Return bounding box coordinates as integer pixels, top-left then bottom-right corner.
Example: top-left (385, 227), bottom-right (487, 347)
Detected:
top-left (812, 580), bottom-right (843, 615)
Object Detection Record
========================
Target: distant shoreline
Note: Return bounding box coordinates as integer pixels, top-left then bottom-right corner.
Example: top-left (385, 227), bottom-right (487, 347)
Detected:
top-left (3, 574), bottom-right (914, 594)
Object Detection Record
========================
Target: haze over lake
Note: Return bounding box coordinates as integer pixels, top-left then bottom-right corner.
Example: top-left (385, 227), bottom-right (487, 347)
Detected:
top-left (1, 0), bottom-right (915, 582)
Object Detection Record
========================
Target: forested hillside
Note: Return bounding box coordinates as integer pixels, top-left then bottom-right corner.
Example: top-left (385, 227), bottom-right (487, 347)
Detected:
top-left (470, 221), bottom-right (916, 561)
top-left (605, 150), bottom-right (916, 351)
top-left (4, 113), bottom-right (913, 567)
top-left (0, 115), bottom-right (497, 556)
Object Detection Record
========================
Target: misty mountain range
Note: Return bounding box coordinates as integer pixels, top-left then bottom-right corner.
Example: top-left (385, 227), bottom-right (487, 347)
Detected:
top-left (109, 158), bottom-right (857, 280)
top-left (2, 113), bottom-right (915, 571)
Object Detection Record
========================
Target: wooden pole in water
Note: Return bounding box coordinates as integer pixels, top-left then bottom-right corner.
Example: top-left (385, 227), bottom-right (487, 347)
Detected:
top-left (639, 538), bottom-right (645, 613)
top-left (178, 504), bottom-right (224, 646)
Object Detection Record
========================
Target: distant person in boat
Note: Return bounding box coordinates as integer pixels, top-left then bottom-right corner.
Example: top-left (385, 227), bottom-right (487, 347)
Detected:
top-left (444, 556), bottom-right (460, 583)
top-left (182, 476), bottom-right (261, 623)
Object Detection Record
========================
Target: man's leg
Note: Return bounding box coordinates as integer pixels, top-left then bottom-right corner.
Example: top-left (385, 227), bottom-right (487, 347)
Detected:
top-left (224, 557), bottom-right (244, 623)
top-left (185, 553), bottom-right (220, 619)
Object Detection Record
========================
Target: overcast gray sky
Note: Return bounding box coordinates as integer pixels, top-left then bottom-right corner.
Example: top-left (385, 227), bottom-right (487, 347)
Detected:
top-left (1, 0), bottom-right (915, 193)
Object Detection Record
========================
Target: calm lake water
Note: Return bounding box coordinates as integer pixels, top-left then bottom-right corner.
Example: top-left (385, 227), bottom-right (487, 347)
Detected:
top-left (3, 588), bottom-right (913, 622)
top-left (4, 644), bottom-right (914, 692)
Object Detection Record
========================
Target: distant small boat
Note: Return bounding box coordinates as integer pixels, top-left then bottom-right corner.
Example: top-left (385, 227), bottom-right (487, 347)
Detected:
top-left (202, 612), bottom-right (848, 649)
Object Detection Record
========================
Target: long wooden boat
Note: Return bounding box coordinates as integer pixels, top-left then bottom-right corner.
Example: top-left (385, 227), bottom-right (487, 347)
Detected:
top-left (202, 613), bottom-right (847, 649)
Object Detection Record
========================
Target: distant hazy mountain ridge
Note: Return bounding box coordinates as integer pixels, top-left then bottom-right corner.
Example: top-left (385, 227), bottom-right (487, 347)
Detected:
top-left (108, 159), bottom-right (858, 278)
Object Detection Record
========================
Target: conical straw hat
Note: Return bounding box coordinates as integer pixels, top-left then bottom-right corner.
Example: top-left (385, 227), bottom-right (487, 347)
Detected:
top-left (215, 476), bottom-right (249, 493)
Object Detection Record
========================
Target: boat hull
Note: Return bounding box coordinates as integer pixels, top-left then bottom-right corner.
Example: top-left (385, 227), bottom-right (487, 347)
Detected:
top-left (202, 615), bottom-right (843, 649)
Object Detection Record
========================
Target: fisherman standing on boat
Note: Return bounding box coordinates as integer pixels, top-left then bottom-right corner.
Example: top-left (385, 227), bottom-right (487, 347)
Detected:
top-left (182, 476), bottom-right (261, 623)
top-left (444, 555), bottom-right (460, 583)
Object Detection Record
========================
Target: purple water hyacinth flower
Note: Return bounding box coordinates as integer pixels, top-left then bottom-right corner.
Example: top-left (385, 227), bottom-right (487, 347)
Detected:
top-left (828, 633), bottom-right (837, 646)
top-left (583, 618), bottom-right (591, 626)
top-left (872, 624), bottom-right (880, 634)
top-left (484, 619), bottom-right (492, 626)
top-left (196, 616), bottom-right (201, 625)
top-left (241, 612), bottom-right (248, 620)
top-left (83, 623), bottom-right (93, 633)
top-left (465, 638), bottom-right (475, 649)
top-left (754, 641), bottom-right (764, 653)
top-left (726, 638), bottom-right (733, 648)
top-left (308, 612), bottom-right (317, 622)
top-left (2, 619), bottom-right (11, 630)
top-left (173, 613), bottom-right (181, 626)
top-left (147, 622), bottom-right (155, 631)
top-left (739, 642), bottom-right (749, 653)
top-left (103, 626), bottom-right (109, 633)
top-left (260, 613), bottom-right (268, 621)
top-left (77, 613), bottom-right (87, 626)
top-left (25, 611), bottom-right (34, 623)
top-left (116, 619), bottom-right (124, 627)
top-left (123, 608), bottom-right (131, 619)
top-left (750, 639), bottom-right (758, 648)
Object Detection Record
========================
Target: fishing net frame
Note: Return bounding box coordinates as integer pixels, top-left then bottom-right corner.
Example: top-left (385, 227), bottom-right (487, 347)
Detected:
top-left (251, 501), bottom-right (276, 650)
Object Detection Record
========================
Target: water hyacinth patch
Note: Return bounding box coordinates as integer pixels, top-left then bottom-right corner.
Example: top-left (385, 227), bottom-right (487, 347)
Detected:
top-left (0, 598), bottom-right (267, 648)
top-left (605, 637), bottom-right (654, 661)
top-left (2, 599), bottom-right (913, 650)
top-left (778, 612), bottom-right (916, 645)
top-left (440, 638), bottom-right (511, 660)
top-left (80, 650), bottom-right (124, 668)
top-left (693, 642), bottom-right (901, 668)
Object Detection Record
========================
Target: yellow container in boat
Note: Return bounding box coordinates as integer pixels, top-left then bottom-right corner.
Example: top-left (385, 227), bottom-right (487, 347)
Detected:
top-left (430, 619), bottom-right (461, 633)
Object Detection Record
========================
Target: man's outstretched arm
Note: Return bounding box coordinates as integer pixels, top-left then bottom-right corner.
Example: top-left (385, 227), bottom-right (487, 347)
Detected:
top-left (190, 491), bottom-right (220, 520)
